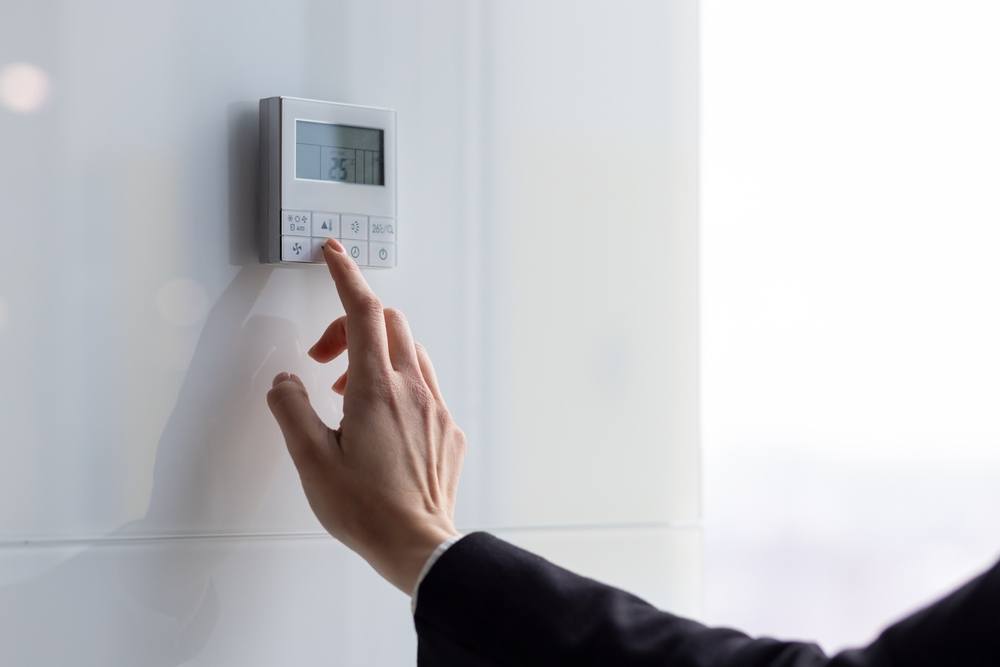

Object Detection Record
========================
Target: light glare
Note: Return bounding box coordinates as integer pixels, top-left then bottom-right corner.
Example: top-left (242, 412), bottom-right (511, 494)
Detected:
top-left (0, 62), bottom-right (50, 113)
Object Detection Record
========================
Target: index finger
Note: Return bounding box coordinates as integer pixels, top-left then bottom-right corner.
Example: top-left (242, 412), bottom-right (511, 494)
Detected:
top-left (321, 239), bottom-right (391, 375)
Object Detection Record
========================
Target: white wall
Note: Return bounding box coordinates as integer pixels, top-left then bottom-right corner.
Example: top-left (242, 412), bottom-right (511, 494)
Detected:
top-left (0, 1), bottom-right (700, 664)
top-left (702, 0), bottom-right (1000, 652)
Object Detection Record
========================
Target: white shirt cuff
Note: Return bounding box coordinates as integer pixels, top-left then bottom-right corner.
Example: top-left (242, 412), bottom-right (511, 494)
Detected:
top-left (410, 534), bottom-right (463, 614)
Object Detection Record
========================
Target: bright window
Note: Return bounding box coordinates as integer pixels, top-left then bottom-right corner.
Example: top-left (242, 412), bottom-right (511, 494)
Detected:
top-left (702, 0), bottom-right (1000, 652)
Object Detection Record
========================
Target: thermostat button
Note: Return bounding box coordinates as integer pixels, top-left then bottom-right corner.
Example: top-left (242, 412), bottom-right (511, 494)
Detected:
top-left (341, 214), bottom-right (369, 240)
top-left (342, 240), bottom-right (368, 265)
top-left (310, 238), bottom-right (331, 263)
top-left (312, 212), bottom-right (340, 238)
top-left (369, 217), bottom-right (395, 243)
top-left (282, 235), bottom-right (312, 262)
top-left (369, 242), bottom-right (395, 267)
top-left (282, 210), bottom-right (311, 236)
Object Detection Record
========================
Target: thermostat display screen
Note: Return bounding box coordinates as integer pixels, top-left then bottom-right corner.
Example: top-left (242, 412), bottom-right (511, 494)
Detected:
top-left (295, 120), bottom-right (384, 185)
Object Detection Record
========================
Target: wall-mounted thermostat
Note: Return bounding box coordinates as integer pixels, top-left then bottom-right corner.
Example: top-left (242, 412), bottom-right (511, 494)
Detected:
top-left (258, 96), bottom-right (397, 267)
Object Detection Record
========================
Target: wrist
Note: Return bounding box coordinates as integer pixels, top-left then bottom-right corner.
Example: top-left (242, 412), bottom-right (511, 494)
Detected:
top-left (372, 521), bottom-right (459, 594)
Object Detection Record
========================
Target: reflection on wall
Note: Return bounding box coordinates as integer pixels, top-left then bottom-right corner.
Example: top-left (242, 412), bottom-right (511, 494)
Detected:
top-left (0, 0), bottom-right (699, 663)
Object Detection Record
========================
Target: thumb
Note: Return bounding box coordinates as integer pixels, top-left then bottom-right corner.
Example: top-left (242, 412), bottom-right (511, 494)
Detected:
top-left (266, 373), bottom-right (328, 469)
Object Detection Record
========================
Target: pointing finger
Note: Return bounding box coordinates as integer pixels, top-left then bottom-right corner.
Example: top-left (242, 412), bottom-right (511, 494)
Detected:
top-left (322, 239), bottom-right (391, 377)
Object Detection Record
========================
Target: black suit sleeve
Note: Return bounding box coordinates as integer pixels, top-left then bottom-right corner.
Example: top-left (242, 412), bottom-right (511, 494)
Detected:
top-left (413, 532), bottom-right (1000, 667)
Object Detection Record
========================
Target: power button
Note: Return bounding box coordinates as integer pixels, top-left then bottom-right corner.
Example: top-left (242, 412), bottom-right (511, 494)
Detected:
top-left (369, 242), bottom-right (395, 267)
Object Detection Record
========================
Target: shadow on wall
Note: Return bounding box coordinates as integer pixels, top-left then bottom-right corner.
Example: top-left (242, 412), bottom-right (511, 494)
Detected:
top-left (0, 103), bottom-right (303, 665)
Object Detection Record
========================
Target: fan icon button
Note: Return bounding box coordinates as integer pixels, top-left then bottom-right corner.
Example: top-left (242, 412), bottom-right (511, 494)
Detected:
top-left (341, 214), bottom-right (369, 241)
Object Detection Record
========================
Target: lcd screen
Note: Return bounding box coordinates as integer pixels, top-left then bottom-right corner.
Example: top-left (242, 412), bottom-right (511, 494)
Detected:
top-left (296, 120), bottom-right (384, 185)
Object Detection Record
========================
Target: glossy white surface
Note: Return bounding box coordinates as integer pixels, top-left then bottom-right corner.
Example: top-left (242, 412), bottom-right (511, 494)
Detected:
top-left (0, 526), bottom-right (699, 665)
top-left (1, 0), bottom-right (481, 541)
top-left (0, 536), bottom-right (414, 666)
top-left (0, 0), bottom-right (699, 663)
top-left (0, 0), bottom-right (699, 542)
top-left (468, 0), bottom-right (701, 528)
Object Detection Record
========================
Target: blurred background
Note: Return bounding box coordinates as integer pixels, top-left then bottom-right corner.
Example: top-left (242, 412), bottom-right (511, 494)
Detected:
top-left (1, 0), bottom-right (998, 664)
top-left (702, 0), bottom-right (1000, 652)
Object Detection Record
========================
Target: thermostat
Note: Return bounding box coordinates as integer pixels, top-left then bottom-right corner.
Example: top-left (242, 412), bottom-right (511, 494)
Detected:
top-left (258, 96), bottom-right (397, 267)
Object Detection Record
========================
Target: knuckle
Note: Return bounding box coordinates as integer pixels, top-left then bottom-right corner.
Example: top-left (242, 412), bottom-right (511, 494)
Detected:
top-left (368, 369), bottom-right (397, 399)
top-left (401, 373), bottom-right (433, 405)
top-left (411, 383), bottom-right (435, 410)
top-left (356, 294), bottom-right (383, 318)
top-left (436, 409), bottom-right (463, 439)
top-left (450, 425), bottom-right (468, 452)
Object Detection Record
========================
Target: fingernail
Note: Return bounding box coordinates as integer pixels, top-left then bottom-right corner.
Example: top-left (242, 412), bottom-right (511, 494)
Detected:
top-left (307, 341), bottom-right (319, 357)
top-left (324, 238), bottom-right (344, 253)
top-left (272, 372), bottom-right (290, 387)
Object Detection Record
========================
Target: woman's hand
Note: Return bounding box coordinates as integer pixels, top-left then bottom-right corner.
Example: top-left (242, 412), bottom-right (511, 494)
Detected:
top-left (266, 238), bottom-right (465, 594)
